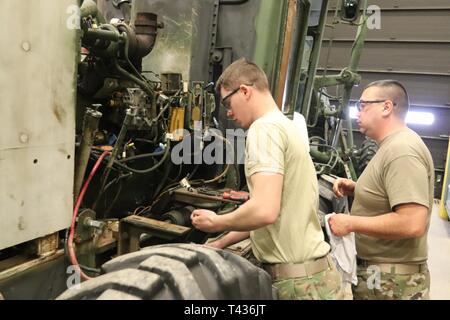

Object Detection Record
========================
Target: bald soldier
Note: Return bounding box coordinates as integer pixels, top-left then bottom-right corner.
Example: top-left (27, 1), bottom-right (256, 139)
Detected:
top-left (329, 80), bottom-right (434, 300)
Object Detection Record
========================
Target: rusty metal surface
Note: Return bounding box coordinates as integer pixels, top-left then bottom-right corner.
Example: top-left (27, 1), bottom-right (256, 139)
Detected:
top-left (33, 233), bottom-right (59, 258)
top-left (173, 188), bottom-right (239, 205)
top-left (136, 0), bottom-right (216, 82)
top-left (276, 0), bottom-right (297, 108)
top-left (0, 250), bottom-right (65, 282)
top-left (95, 229), bottom-right (118, 254)
top-left (75, 209), bottom-right (96, 243)
top-left (123, 215), bottom-right (190, 235)
top-left (119, 215), bottom-right (191, 254)
top-left (0, 251), bottom-right (69, 300)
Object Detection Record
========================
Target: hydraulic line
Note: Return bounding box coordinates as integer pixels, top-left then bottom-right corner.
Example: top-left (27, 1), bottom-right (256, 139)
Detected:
top-left (68, 151), bottom-right (110, 281)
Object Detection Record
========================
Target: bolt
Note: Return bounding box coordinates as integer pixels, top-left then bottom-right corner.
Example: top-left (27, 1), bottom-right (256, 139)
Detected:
top-left (19, 133), bottom-right (29, 144)
top-left (85, 218), bottom-right (106, 231)
top-left (22, 42), bottom-right (31, 52)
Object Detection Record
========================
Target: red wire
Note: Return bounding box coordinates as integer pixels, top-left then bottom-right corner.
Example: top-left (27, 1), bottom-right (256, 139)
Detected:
top-left (69, 151), bottom-right (110, 281)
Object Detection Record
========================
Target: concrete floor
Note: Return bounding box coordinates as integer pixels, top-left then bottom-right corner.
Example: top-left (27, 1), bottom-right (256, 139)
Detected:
top-left (428, 201), bottom-right (450, 300)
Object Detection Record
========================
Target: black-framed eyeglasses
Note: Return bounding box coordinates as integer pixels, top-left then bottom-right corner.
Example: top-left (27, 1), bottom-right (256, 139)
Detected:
top-left (221, 87), bottom-right (241, 109)
top-left (220, 83), bottom-right (254, 109)
top-left (355, 99), bottom-right (396, 111)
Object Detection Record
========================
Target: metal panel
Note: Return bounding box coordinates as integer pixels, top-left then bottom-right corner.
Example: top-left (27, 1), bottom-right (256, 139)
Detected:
top-left (217, 0), bottom-right (260, 61)
top-left (324, 10), bottom-right (450, 41)
top-left (329, 0), bottom-right (450, 10)
top-left (350, 72), bottom-right (450, 108)
top-left (0, 0), bottom-right (77, 250)
top-left (138, 0), bottom-right (216, 82)
top-left (320, 42), bottom-right (450, 74)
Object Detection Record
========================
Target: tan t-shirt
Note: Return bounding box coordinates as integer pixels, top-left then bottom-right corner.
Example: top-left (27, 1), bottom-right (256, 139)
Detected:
top-left (245, 109), bottom-right (330, 264)
top-left (352, 128), bottom-right (434, 263)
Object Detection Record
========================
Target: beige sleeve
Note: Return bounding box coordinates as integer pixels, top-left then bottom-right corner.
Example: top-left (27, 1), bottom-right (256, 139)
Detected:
top-left (384, 155), bottom-right (430, 209)
top-left (246, 123), bottom-right (285, 177)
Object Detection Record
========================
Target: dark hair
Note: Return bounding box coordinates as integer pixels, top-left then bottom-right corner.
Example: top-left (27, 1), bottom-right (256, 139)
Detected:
top-left (365, 79), bottom-right (410, 119)
top-left (215, 58), bottom-right (270, 94)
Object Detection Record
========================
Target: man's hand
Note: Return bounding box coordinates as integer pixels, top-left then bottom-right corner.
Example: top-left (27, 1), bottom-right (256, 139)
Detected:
top-left (204, 231), bottom-right (250, 250)
top-left (328, 213), bottom-right (353, 237)
top-left (333, 178), bottom-right (356, 198)
top-left (204, 240), bottom-right (225, 249)
top-left (191, 209), bottom-right (223, 233)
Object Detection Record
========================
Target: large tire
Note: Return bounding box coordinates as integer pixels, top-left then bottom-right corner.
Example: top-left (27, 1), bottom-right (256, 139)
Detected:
top-left (357, 138), bottom-right (378, 175)
top-left (57, 244), bottom-right (274, 300)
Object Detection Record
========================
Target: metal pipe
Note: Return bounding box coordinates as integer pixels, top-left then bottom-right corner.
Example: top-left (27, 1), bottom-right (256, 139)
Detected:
top-left (84, 28), bottom-right (121, 42)
top-left (121, 31), bottom-right (148, 83)
top-left (301, 0), bottom-right (329, 121)
top-left (285, 0), bottom-right (311, 118)
top-left (339, 129), bottom-right (357, 180)
top-left (132, 12), bottom-right (159, 60)
top-left (309, 148), bottom-right (331, 163)
top-left (74, 108), bottom-right (102, 201)
top-left (348, 1), bottom-right (368, 73)
top-left (344, 0), bottom-right (369, 149)
top-left (331, 118), bottom-right (342, 148)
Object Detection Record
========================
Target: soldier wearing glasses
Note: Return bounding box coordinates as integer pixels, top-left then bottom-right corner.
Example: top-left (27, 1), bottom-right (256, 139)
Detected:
top-left (329, 80), bottom-right (434, 300)
top-left (191, 58), bottom-right (344, 300)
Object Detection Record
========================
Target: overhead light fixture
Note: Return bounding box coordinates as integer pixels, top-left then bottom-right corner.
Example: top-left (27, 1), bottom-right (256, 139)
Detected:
top-left (405, 111), bottom-right (435, 125)
top-left (348, 107), bottom-right (435, 126)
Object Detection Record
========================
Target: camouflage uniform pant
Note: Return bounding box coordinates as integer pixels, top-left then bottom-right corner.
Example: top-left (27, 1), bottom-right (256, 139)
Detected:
top-left (352, 264), bottom-right (430, 300)
top-left (272, 261), bottom-right (344, 300)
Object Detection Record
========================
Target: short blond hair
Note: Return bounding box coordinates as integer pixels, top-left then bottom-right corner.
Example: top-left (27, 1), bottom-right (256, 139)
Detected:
top-left (215, 58), bottom-right (270, 94)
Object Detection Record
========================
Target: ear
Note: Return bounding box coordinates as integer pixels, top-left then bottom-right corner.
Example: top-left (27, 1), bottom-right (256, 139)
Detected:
top-left (382, 100), bottom-right (395, 117)
top-left (240, 84), bottom-right (252, 100)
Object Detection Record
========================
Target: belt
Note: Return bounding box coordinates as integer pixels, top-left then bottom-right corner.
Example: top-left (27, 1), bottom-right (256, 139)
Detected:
top-left (262, 255), bottom-right (333, 280)
top-left (356, 258), bottom-right (427, 275)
